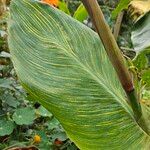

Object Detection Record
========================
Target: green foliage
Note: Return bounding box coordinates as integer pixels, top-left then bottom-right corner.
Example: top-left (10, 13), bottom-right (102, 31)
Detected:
top-left (143, 90), bottom-right (150, 100)
top-left (0, 119), bottom-right (15, 136)
top-left (0, 1), bottom-right (79, 150)
top-left (0, 78), bottom-right (13, 89)
top-left (0, 14), bottom-right (77, 150)
top-left (112, 0), bottom-right (130, 18)
top-left (12, 107), bottom-right (36, 125)
top-left (3, 94), bottom-right (20, 108)
top-left (8, 0), bottom-right (150, 149)
top-left (0, 75), bottom-right (76, 149)
top-left (59, 1), bottom-right (88, 22)
top-left (131, 13), bottom-right (150, 88)
top-left (47, 118), bottom-right (60, 130)
top-left (0, 0), bottom-right (148, 149)
top-left (58, 1), bottom-right (70, 15)
top-left (131, 13), bottom-right (150, 52)
top-left (142, 70), bottom-right (150, 87)
top-left (133, 48), bottom-right (150, 71)
top-left (67, 0), bottom-right (81, 15)
top-left (36, 105), bottom-right (53, 117)
top-left (73, 3), bottom-right (88, 22)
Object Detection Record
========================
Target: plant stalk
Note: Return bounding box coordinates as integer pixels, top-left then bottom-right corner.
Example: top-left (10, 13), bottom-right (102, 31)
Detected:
top-left (81, 0), bottom-right (142, 122)
top-left (113, 11), bottom-right (124, 40)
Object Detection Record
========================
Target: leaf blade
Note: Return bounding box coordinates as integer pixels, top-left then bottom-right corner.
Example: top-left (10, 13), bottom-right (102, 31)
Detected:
top-left (8, 0), bottom-right (150, 149)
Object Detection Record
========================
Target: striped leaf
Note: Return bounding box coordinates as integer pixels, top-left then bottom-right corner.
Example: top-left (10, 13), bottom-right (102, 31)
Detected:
top-left (8, 0), bottom-right (150, 149)
top-left (131, 13), bottom-right (150, 52)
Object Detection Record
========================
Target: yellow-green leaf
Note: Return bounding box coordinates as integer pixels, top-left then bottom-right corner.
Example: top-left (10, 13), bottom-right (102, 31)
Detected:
top-left (8, 0), bottom-right (150, 149)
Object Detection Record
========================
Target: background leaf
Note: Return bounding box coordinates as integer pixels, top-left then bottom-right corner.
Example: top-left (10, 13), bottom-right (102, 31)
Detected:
top-left (133, 48), bottom-right (150, 71)
top-left (73, 3), bottom-right (88, 22)
top-left (12, 107), bottom-right (35, 125)
top-left (58, 1), bottom-right (70, 15)
top-left (47, 118), bottom-right (60, 130)
top-left (0, 119), bottom-right (15, 136)
top-left (2, 94), bottom-right (20, 108)
top-left (0, 78), bottom-right (13, 89)
top-left (36, 106), bottom-right (53, 117)
top-left (131, 13), bottom-right (150, 88)
top-left (142, 70), bottom-right (150, 87)
top-left (8, 0), bottom-right (150, 149)
top-left (112, 0), bottom-right (130, 18)
top-left (131, 13), bottom-right (150, 52)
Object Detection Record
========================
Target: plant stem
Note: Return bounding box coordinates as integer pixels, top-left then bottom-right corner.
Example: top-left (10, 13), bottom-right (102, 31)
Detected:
top-left (81, 0), bottom-right (142, 122)
top-left (128, 90), bottom-right (149, 133)
top-left (113, 11), bottom-right (124, 40)
top-left (127, 90), bottom-right (142, 120)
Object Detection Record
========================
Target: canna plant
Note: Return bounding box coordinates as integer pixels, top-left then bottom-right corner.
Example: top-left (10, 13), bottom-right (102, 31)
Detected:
top-left (8, 0), bottom-right (150, 149)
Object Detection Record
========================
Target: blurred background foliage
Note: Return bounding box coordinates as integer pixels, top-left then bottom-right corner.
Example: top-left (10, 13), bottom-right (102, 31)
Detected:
top-left (0, 0), bottom-right (149, 149)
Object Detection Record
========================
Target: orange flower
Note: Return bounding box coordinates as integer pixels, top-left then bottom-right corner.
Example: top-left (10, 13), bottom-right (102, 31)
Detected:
top-left (41, 0), bottom-right (59, 7)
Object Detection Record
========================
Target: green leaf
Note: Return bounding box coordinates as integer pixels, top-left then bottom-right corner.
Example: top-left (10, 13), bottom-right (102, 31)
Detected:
top-left (133, 48), bottom-right (150, 71)
top-left (47, 118), bottom-right (60, 130)
top-left (142, 69), bottom-right (150, 87)
top-left (12, 107), bottom-right (35, 125)
top-left (0, 119), bottom-right (15, 136)
top-left (131, 14), bottom-right (150, 88)
top-left (8, 0), bottom-right (150, 149)
top-left (51, 131), bottom-right (67, 141)
top-left (2, 94), bottom-right (20, 108)
top-left (0, 78), bottom-right (13, 89)
top-left (36, 106), bottom-right (53, 117)
top-left (112, 0), bottom-right (130, 18)
top-left (73, 3), bottom-right (88, 22)
top-left (143, 90), bottom-right (150, 100)
top-left (58, 1), bottom-right (70, 15)
top-left (131, 13), bottom-right (150, 52)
